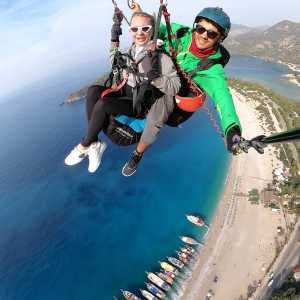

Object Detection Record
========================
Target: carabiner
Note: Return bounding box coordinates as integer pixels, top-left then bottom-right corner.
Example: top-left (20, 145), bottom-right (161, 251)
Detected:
top-left (127, 0), bottom-right (135, 9)
top-left (112, 0), bottom-right (118, 8)
top-left (128, 0), bottom-right (141, 12)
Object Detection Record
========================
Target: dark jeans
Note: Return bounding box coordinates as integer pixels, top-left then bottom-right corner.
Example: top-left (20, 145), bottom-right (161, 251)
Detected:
top-left (82, 85), bottom-right (135, 147)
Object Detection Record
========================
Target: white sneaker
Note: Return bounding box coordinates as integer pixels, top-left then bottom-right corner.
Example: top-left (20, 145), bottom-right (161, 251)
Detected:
top-left (87, 141), bottom-right (107, 173)
top-left (65, 145), bottom-right (89, 166)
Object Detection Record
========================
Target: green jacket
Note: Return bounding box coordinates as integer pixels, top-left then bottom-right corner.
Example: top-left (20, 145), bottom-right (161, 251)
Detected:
top-left (159, 23), bottom-right (241, 136)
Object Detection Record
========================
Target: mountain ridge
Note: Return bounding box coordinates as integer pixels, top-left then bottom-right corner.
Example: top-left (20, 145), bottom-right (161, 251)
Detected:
top-left (225, 20), bottom-right (300, 66)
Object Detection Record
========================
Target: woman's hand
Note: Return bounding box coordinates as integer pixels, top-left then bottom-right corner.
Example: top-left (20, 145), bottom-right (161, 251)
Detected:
top-left (111, 8), bottom-right (123, 42)
top-left (142, 50), bottom-right (161, 82)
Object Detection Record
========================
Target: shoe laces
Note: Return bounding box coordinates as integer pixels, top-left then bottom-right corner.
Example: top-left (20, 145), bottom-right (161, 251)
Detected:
top-left (128, 151), bottom-right (142, 168)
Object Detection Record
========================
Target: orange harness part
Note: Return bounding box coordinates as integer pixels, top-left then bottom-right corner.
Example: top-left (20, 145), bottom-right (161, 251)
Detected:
top-left (161, 5), bottom-right (206, 113)
top-left (175, 92), bottom-right (206, 112)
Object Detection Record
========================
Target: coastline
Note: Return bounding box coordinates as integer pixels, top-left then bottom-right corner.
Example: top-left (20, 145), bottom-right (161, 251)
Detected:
top-left (282, 74), bottom-right (300, 88)
top-left (278, 61), bottom-right (300, 87)
top-left (179, 88), bottom-right (286, 299)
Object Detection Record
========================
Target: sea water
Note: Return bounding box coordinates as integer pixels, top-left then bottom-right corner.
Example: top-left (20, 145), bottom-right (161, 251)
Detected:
top-left (0, 62), bottom-right (227, 300)
top-left (0, 55), bottom-right (298, 300)
top-left (226, 55), bottom-right (300, 102)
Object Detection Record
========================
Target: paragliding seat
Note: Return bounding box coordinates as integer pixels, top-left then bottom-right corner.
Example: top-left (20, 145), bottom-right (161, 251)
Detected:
top-left (104, 114), bottom-right (146, 146)
top-left (104, 105), bottom-right (194, 146)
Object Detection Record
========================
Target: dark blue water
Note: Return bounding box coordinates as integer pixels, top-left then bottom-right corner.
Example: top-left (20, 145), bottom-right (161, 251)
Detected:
top-left (0, 61), bottom-right (228, 300)
top-left (0, 55), bottom-right (298, 300)
top-left (226, 55), bottom-right (300, 101)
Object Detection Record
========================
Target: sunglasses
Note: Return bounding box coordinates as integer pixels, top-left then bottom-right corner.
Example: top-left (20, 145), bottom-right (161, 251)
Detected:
top-left (194, 24), bottom-right (219, 39)
top-left (130, 25), bottom-right (152, 33)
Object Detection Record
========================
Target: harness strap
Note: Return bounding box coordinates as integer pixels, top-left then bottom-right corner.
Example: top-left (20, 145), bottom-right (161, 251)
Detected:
top-left (188, 58), bottom-right (221, 78)
top-left (100, 77), bottom-right (128, 98)
top-left (161, 5), bottom-right (205, 97)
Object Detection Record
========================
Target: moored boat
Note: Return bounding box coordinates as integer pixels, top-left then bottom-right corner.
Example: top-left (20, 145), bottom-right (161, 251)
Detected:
top-left (146, 282), bottom-right (166, 299)
top-left (156, 272), bottom-right (174, 285)
top-left (121, 290), bottom-right (142, 300)
top-left (140, 289), bottom-right (159, 300)
top-left (177, 255), bottom-right (188, 264)
top-left (146, 272), bottom-right (171, 292)
top-left (176, 250), bottom-right (189, 260)
top-left (186, 214), bottom-right (208, 227)
top-left (167, 256), bottom-right (184, 269)
top-left (160, 269), bottom-right (176, 279)
top-left (180, 235), bottom-right (201, 245)
top-left (180, 246), bottom-right (196, 255)
top-left (159, 261), bottom-right (179, 275)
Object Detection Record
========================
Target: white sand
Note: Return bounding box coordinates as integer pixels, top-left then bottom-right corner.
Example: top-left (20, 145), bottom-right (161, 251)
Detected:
top-left (179, 89), bottom-right (285, 300)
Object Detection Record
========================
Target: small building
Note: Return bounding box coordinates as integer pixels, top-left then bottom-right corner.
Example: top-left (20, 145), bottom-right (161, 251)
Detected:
top-left (262, 190), bottom-right (280, 207)
top-left (293, 267), bottom-right (300, 282)
top-left (277, 226), bottom-right (283, 234)
top-left (294, 198), bottom-right (300, 206)
top-left (274, 168), bottom-right (283, 176)
top-left (283, 199), bottom-right (290, 207)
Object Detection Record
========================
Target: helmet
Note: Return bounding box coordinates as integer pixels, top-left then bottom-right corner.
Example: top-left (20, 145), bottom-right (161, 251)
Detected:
top-left (195, 7), bottom-right (231, 37)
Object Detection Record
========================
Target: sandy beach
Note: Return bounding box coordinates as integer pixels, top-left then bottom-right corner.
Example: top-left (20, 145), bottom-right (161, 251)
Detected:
top-left (179, 89), bottom-right (286, 300)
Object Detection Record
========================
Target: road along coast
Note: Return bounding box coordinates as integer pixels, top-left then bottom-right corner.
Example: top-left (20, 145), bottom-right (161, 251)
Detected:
top-left (179, 88), bottom-right (286, 300)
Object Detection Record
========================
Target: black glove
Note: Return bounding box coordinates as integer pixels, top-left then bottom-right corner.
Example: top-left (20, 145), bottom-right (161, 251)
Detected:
top-left (226, 125), bottom-right (242, 155)
top-left (141, 50), bottom-right (161, 82)
top-left (112, 7), bottom-right (123, 23)
top-left (111, 8), bottom-right (123, 42)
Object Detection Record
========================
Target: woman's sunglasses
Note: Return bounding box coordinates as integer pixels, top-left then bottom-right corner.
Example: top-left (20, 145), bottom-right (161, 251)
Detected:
top-left (194, 24), bottom-right (219, 39)
top-left (130, 25), bottom-right (152, 33)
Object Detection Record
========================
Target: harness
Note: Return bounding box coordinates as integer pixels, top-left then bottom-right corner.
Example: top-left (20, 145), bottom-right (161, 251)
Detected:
top-left (102, 0), bottom-right (231, 144)
top-left (161, 4), bottom-right (230, 113)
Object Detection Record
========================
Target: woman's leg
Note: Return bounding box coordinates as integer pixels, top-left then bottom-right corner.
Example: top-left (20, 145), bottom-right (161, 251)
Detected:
top-left (81, 97), bottom-right (136, 147)
top-left (86, 85), bottom-right (105, 122)
top-left (85, 85), bottom-right (125, 122)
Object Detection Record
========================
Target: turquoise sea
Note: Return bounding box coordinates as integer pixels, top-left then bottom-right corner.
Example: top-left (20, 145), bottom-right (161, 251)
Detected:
top-left (0, 55), bottom-right (298, 300)
top-left (226, 55), bottom-right (300, 102)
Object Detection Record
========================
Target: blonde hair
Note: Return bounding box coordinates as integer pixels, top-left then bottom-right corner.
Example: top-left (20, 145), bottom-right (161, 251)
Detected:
top-left (130, 12), bottom-right (156, 31)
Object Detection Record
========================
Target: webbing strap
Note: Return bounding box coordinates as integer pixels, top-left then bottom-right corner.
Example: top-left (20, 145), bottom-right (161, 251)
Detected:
top-left (161, 5), bottom-right (224, 139)
top-left (161, 5), bottom-right (204, 97)
top-left (100, 77), bottom-right (128, 98)
top-left (188, 58), bottom-right (223, 78)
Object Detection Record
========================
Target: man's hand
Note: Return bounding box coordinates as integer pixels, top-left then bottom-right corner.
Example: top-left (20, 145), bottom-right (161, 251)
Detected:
top-left (226, 125), bottom-right (243, 155)
top-left (226, 126), bottom-right (266, 155)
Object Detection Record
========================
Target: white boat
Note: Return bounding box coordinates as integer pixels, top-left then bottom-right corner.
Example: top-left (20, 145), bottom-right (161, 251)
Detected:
top-left (167, 256), bottom-right (184, 268)
top-left (160, 269), bottom-right (176, 279)
top-left (176, 252), bottom-right (189, 264)
top-left (180, 246), bottom-right (196, 255)
top-left (146, 272), bottom-right (171, 292)
top-left (140, 289), bottom-right (159, 300)
top-left (176, 250), bottom-right (189, 259)
top-left (186, 214), bottom-right (209, 228)
top-left (156, 272), bottom-right (174, 285)
top-left (146, 282), bottom-right (166, 299)
top-left (159, 261), bottom-right (179, 275)
top-left (180, 235), bottom-right (201, 245)
top-left (121, 290), bottom-right (142, 300)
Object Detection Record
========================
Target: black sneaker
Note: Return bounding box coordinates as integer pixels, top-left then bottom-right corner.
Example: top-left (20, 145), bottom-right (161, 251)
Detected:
top-left (122, 150), bottom-right (143, 177)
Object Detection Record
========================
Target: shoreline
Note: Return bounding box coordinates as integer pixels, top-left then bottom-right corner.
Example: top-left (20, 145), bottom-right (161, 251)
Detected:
top-left (282, 74), bottom-right (300, 88)
top-left (179, 88), bottom-right (286, 299)
top-left (178, 156), bottom-right (239, 299)
top-left (277, 61), bottom-right (300, 87)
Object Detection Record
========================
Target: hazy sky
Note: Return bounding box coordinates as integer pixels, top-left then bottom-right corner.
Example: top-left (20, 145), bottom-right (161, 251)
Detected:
top-left (1, 0), bottom-right (300, 98)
